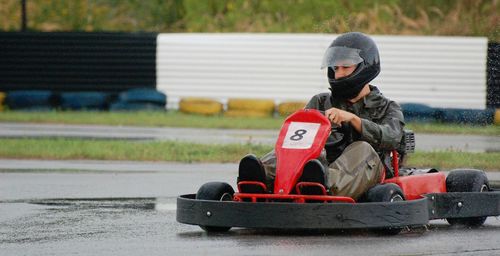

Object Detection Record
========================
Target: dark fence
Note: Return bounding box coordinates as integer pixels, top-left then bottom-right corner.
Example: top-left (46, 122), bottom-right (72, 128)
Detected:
top-left (0, 32), bottom-right (157, 92)
top-left (487, 42), bottom-right (499, 108)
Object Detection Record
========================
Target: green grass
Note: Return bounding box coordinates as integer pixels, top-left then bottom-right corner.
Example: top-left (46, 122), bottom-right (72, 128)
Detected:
top-left (1, 0), bottom-right (498, 41)
top-left (407, 151), bottom-right (500, 171)
top-left (0, 138), bottom-right (498, 171)
top-left (0, 110), bottom-right (498, 135)
top-left (0, 110), bottom-right (284, 130)
top-left (405, 122), bottom-right (500, 136)
top-left (0, 138), bottom-right (272, 163)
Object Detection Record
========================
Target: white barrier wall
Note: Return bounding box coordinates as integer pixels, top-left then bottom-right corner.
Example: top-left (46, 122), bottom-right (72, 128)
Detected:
top-left (157, 34), bottom-right (488, 109)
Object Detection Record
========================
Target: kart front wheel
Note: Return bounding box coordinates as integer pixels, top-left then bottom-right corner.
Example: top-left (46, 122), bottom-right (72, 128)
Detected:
top-left (446, 169), bottom-right (490, 227)
top-left (195, 182), bottom-right (235, 232)
top-left (365, 183), bottom-right (406, 235)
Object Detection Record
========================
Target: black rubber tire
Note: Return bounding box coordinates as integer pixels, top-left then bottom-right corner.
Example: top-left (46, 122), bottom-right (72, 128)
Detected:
top-left (60, 92), bottom-right (110, 110)
top-left (195, 182), bottom-right (235, 232)
top-left (118, 88), bottom-right (166, 105)
top-left (365, 183), bottom-right (406, 235)
top-left (446, 169), bottom-right (490, 227)
top-left (5, 90), bottom-right (55, 109)
top-left (110, 101), bottom-right (165, 111)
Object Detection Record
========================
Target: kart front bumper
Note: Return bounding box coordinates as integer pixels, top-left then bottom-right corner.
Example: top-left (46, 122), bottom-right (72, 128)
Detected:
top-left (176, 192), bottom-right (500, 230)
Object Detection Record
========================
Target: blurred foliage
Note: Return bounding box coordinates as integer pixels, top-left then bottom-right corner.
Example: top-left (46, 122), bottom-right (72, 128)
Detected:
top-left (0, 0), bottom-right (498, 40)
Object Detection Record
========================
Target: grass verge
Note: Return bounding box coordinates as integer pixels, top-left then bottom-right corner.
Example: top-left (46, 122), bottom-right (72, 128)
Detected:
top-left (0, 110), bottom-right (284, 130)
top-left (0, 138), bottom-right (498, 171)
top-left (0, 138), bottom-right (272, 163)
top-left (0, 110), bottom-right (498, 136)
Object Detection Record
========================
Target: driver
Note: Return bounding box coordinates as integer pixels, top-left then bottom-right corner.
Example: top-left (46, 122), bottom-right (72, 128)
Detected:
top-left (238, 32), bottom-right (405, 200)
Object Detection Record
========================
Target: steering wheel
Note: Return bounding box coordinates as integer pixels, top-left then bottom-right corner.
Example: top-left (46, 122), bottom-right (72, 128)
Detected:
top-left (325, 122), bottom-right (353, 148)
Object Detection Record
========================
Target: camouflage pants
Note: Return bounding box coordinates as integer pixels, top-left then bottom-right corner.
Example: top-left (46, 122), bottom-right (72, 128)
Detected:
top-left (261, 141), bottom-right (384, 200)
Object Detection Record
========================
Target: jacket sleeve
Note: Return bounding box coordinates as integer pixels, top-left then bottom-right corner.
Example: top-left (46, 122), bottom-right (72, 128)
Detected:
top-left (360, 101), bottom-right (405, 150)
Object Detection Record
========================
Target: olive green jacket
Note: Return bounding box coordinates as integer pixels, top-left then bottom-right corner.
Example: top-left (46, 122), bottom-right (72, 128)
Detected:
top-left (305, 86), bottom-right (405, 153)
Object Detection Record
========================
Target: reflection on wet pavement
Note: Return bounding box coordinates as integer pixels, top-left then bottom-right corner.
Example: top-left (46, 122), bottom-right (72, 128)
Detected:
top-left (2, 197), bottom-right (500, 256)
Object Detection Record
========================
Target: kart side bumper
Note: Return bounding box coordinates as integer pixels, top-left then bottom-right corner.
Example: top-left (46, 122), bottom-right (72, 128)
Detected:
top-left (427, 192), bottom-right (500, 219)
top-left (177, 192), bottom-right (500, 230)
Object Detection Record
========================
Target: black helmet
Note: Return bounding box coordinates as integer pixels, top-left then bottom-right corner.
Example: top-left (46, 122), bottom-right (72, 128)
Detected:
top-left (321, 32), bottom-right (380, 99)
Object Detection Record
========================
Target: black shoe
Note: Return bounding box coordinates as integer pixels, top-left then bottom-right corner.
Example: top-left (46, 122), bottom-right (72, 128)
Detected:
top-left (299, 159), bottom-right (327, 195)
top-left (238, 154), bottom-right (267, 193)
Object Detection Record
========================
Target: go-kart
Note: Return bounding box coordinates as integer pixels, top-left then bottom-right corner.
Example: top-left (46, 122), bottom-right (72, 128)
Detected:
top-left (177, 109), bottom-right (500, 234)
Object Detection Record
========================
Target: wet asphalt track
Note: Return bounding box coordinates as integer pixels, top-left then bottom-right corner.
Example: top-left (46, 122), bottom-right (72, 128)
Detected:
top-left (2, 165), bottom-right (500, 256)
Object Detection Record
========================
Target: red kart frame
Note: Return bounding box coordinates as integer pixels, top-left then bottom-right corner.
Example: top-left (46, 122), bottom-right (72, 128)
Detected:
top-left (233, 109), bottom-right (446, 203)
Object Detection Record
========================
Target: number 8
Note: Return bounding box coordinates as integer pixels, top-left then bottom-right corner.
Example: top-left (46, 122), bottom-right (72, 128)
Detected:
top-left (290, 129), bottom-right (307, 141)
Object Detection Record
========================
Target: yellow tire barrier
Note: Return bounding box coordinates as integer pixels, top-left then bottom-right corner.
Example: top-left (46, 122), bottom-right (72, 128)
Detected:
top-left (227, 98), bottom-right (275, 114)
top-left (0, 92), bottom-right (5, 111)
top-left (277, 101), bottom-right (307, 117)
top-left (179, 98), bottom-right (223, 116)
top-left (495, 109), bottom-right (500, 125)
top-left (224, 109), bottom-right (273, 118)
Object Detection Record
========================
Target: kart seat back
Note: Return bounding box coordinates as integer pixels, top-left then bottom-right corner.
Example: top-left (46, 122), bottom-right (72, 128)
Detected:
top-left (274, 109), bottom-right (331, 195)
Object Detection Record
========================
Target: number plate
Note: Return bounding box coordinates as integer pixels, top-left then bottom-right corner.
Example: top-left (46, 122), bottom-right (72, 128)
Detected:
top-left (282, 122), bottom-right (321, 149)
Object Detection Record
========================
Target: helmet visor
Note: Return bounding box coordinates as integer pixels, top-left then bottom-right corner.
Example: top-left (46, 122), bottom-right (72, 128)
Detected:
top-left (321, 46), bottom-right (363, 69)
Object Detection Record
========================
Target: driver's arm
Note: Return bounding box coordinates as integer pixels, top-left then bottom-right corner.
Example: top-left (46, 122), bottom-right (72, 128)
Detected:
top-left (323, 101), bottom-right (404, 150)
top-left (359, 102), bottom-right (405, 150)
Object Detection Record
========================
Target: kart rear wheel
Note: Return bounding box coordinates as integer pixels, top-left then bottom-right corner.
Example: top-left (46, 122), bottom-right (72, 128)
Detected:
top-left (446, 169), bottom-right (490, 227)
top-left (195, 182), bottom-right (235, 232)
top-left (365, 183), bottom-right (406, 235)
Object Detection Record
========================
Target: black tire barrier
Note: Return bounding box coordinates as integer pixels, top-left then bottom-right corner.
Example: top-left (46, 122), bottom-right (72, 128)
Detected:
top-left (5, 90), bottom-right (55, 110)
top-left (401, 103), bottom-right (496, 125)
top-left (59, 92), bottom-right (110, 110)
top-left (118, 88), bottom-right (167, 106)
top-left (435, 108), bottom-right (495, 125)
top-left (401, 103), bottom-right (438, 122)
top-left (110, 101), bottom-right (165, 111)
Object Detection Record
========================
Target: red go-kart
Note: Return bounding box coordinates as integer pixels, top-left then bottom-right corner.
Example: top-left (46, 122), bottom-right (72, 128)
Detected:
top-left (177, 109), bottom-right (500, 234)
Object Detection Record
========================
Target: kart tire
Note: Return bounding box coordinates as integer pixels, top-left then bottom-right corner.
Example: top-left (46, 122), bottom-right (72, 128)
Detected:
top-left (365, 183), bottom-right (405, 235)
top-left (365, 183), bottom-right (405, 203)
top-left (446, 169), bottom-right (490, 227)
top-left (195, 182), bottom-right (235, 232)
